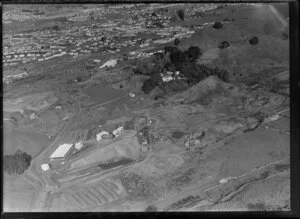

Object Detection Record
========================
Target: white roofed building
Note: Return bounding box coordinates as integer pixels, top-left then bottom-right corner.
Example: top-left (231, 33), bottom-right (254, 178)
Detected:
top-left (41, 163), bottom-right (50, 171)
top-left (112, 126), bottom-right (124, 137)
top-left (75, 141), bottom-right (83, 150)
top-left (49, 143), bottom-right (73, 159)
top-left (99, 59), bottom-right (117, 68)
top-left (96, 131), bottom-right (110, 141)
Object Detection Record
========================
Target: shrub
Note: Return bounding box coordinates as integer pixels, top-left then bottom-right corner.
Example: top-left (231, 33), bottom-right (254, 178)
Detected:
top-left (124, 120), bottom-right (135, 130)
top-left (52, 25), bottom-right (60, 31)
top-left (100, 36), bottom-right (106, 42)
top-left (219, 41), bottom-right (230, 49)
top-left (141, 79), bottom-right (156, 94)
top-left (145, 205), bottom-right (158, 212)
top-left (150, 73), bottom-right (162, 85)
top-left (163, 46), bottom-right (178, 54)
top-left (213, 21), bottom-right (223, 29)
top-left (174, 38), bottom-right (180, 46)
top-left (177, 9), bottom-right (185, 21)
top-left (169, 49), bottom-right (188, 67)
top-left (180, 63), bottom-right (208, 84)
top-left (162, 80), bottom-right (189, 92)
top-left (249, 36), bottom-right (259, 45)
top-left (211, 67), bottom-right (230, 82)
top-left (186, 46), bottom-right (202, 62)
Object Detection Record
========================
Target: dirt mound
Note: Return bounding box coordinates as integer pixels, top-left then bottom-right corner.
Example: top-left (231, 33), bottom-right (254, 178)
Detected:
top-left (181, 75), bottom-right (226, 104)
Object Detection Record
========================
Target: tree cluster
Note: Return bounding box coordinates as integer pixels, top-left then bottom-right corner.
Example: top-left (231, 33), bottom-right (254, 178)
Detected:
top-left (136, 45), bottom-right (229, 94)
top-left (3, 150), bottom-right (32, 175)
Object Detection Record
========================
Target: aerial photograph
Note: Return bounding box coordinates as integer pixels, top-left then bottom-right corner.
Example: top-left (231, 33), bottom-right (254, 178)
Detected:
top-left (3, 3), bottom-right (290, 212)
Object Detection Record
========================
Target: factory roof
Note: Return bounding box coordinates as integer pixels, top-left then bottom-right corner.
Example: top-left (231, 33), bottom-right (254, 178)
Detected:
top-left (49, 143), bottom-right (73, 159)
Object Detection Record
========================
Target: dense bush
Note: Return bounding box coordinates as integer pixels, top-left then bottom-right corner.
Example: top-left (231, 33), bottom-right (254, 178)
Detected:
top-left (185, 46), bottom-right (202, 62)
top-left (249, 36), bottom-right (259, 45)
top-left (145, 205), bottom-right (158, 212)
top-left (150, 72), bottom-right (162, 85)
top-left (174, 38), bottom-right (180, 46)
top-left (212, 21), bottom-right (223, 29)
top-left (161, 80), bottom-right (189, 93)
top-left (4, 149), bottom-right (32, 175)
top-left (219, 41), bottom-right (230, 49)
top-left (141, 79), bottom-right (156, 94)
top-left (141, 73), bottom-right (162, 94)
top-left (151, 12), bottom-right (157, 17)
top-left (169, 49), bottom-right (187, 67)
top-left (163, 46), bottom-right (179, 54)
top-left (100, 36), bottom-right (106, 42)
top-left (177, 9), bottom-right (185, 21)
top-left (124, 120), bottom-right (135, 130)
top-left (52, 25), bottom-right (60, 31)
top-left (134, 60), bottom-right (157, 75)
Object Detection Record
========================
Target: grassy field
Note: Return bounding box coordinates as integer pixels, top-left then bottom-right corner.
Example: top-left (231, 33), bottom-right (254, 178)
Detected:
top-left (4, 121), bottom-right (51, 157)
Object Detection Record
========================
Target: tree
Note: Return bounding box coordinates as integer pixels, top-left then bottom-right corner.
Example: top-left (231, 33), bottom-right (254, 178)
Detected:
top-left (219, 41), bottom-right (230, 49)
top-left (150, 72), bottom-right (162, 85)
top-left (164, 46), bottom-right (179, 54)
top-left (141, 79), bottom-right (156, 94)
top-left (52, 25), bottom-right (60, 31)
top-left (100, 36), bottom-right (106, 42)
top-left (75, 75), bottom-right (82, 82)
top-left (186, 46), bottom-right (202, 62)
top-left (169, 48), bottom-right (188, 67)
top-left (4, 150), bottom-right (32, 175)
top-left (249, 36), bottom-right (259, 45)
top-left (174, 38), bottom-right (180, 46)
top-left (177, 9), bottom-right (185, 21)
top-left (212, 22), bottom-right (223, 29)
top-left (89, 11), bottom-right (95, 20)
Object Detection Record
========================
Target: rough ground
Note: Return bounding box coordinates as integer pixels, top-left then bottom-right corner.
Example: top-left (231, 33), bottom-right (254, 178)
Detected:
top-left (3, 3), bottom-right (290, 212)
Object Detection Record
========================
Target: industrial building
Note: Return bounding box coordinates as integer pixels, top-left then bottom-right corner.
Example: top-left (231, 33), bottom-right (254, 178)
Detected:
top-left (41, 163), bottom-right (50, 171)
top-left (49, 143), bottom-right (74, 159)
top-left (96, 131), bottom-right (110, 141)
top-left (113, 126), bottom-right (124, 137)
top-left (75, 141), bottom-right (83, 150)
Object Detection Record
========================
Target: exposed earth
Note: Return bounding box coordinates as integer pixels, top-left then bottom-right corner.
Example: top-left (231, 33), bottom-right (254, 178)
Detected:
top-left (3, 3), bottom-right (290, 212)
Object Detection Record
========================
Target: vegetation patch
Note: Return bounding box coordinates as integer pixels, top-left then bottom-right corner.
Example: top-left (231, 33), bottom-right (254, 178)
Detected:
top-left (135, 46), bottom-right (230, 95)
top-left (274, 164), bottom-right (290, 172)
top-left (212, 21), bottom-right (223, 29)
top-left (167, 195), bottom-right (202, 210)
top-left (145, 205), bottom-right (158, 211)
top-left (247, 202), bottom-right (268, 211)
top-left (249, 36), bottom-right (259, 45)
top-left (3, 149), bottom-right (32, 175)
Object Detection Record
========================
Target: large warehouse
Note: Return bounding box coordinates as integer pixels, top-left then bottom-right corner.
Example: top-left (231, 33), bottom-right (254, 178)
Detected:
top-left (49, 143), bottom-right (73, 159)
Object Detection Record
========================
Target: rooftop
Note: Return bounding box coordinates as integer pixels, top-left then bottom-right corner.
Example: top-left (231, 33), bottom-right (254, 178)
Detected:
top-left (49, 143), bottom-right (73, 159)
